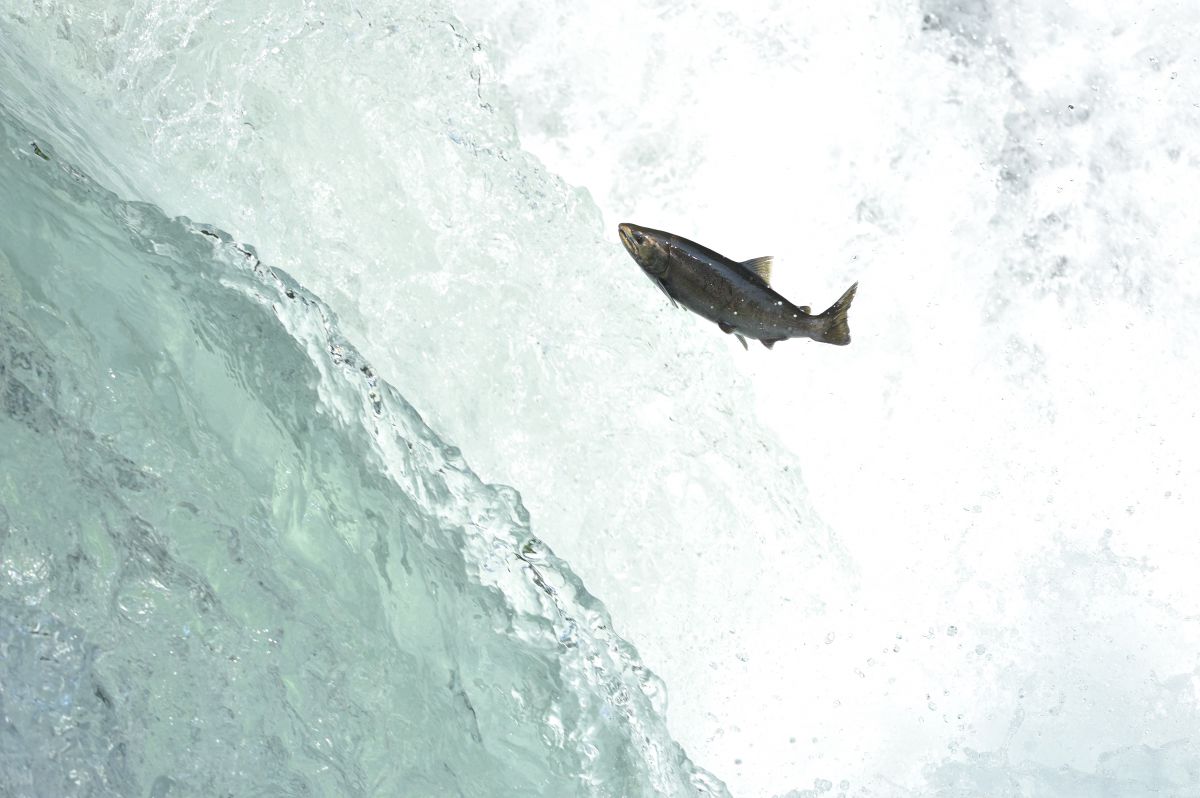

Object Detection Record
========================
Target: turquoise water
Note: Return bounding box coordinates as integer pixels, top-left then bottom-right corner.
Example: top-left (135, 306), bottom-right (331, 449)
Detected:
top-left (5, 1), bottom-right (1200, 796)
top-left (0, 110), bottom-right (721, 795)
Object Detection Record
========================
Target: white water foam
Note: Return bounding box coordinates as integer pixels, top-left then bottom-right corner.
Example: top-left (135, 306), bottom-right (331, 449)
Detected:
top-left (4, 0), bottom-right (1200, 794)
top-left (452, 1), bottom-right (1200, 795)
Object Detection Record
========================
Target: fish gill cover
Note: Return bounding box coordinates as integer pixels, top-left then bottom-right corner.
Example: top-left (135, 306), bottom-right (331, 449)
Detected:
top-left (0, 110), bottom-right (724, 796)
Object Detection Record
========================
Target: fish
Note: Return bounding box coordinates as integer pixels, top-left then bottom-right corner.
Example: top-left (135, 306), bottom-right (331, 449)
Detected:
top-left (617, 222), bottom-right (858, 349)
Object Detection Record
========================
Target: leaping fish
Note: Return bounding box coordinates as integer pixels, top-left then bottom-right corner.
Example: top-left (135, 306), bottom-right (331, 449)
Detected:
top-left (618, 222), bottom-right (858, 349)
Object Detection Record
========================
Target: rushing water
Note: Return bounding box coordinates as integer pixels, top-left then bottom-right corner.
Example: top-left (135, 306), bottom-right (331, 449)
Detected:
top-left (0, 107), bottom-right (727, 795)
top-left (3, 1), bottom-right (1200, 796)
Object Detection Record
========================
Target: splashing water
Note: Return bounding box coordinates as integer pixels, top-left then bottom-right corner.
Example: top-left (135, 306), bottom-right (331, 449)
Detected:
top-left (4, 0), bottom-right (1200, 796)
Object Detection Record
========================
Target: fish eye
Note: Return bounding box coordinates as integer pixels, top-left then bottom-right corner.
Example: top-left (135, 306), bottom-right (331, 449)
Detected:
top-left (633, 232), bottom-right (645, 244)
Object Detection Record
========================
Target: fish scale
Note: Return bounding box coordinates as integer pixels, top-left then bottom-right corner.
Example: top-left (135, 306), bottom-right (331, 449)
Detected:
top-left (618, 223), bottom-right (858, 348)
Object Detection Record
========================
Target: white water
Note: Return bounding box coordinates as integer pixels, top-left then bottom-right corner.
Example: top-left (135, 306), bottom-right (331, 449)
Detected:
top-left (4, 0), bottom-right (1200, 795)
top-left (443, 1), bottom-right (1200, 794)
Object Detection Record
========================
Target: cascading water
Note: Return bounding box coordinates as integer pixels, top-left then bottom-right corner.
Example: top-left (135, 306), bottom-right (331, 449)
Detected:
top-left (0, 107), bottom-right (724, 795)
top-left (3, 1), bottom-right (1200, 796)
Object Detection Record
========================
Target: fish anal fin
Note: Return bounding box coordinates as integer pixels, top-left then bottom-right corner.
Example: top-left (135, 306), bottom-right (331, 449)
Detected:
top-left (735, 334), bottom-right (749, 350)
top-left (741, 256), bottom-right (774, 285)
top-left (718, 321), bottom-right (735, 334)
top-left (762, 339), bottom-right (782, 350)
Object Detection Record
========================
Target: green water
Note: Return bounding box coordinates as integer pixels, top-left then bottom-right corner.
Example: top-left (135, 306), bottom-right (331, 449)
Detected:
top-left (0, 109), bottom-right (721, 797)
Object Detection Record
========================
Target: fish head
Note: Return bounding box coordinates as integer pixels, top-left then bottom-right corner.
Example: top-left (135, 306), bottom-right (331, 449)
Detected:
top-left (618, 222), bottom-right (671, 278)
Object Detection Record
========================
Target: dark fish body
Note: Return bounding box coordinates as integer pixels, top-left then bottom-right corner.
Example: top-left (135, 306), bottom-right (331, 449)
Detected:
top-left (618, 223), bottom-right (857, 348)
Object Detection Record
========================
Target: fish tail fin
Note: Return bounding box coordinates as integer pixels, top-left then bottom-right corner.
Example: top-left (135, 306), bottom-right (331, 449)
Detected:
top-left (814, 282), bottom-right (858, 346)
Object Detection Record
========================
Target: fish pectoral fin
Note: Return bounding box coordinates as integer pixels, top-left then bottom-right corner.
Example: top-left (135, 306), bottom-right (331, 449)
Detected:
top-left (718, 321), bottom-right (735, 334)
top-left (654, 279), bottom-right (679, 308)
top-left (798, 305), bottom-right (811, 314)
top-left (741, 256), bottom-right (774, 286)
top-left (735, 334), bottom-right (749, 350)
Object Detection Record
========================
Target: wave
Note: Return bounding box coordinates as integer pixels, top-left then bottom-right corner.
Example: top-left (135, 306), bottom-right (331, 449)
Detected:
top-left (0, 105), bottom-right (725, 796)
top-left (8, 2), bottom-right (1200, 795)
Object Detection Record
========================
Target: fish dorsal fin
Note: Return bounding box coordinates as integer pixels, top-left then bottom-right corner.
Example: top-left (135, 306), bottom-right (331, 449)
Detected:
top-left (741, 256), bottom-right (774, 285)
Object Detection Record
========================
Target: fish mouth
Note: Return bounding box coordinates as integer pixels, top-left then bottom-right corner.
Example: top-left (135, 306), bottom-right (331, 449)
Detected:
top-left (617, 223), bottom-right (637, 255)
